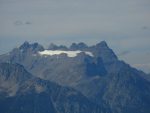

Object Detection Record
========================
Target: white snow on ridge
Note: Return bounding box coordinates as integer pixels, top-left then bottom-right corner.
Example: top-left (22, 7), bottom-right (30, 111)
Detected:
top-left (38, 50), bottom-right (94, 57)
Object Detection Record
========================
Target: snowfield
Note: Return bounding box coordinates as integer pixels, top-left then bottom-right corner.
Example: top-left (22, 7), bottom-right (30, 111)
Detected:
top-left (38, 50), bottom-right (94, 57)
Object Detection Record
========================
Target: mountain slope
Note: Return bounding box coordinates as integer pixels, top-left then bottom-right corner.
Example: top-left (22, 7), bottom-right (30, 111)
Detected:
top-left (0, 41), bottom-right (150, 113)
top-left (0, 63), bottom-right (103, 113)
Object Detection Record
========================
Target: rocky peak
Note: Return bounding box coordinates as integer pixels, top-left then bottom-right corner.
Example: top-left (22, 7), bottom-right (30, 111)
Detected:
top-left (48, 43), bottom-right (58, 50)
top-left (70, 42), bottom-right (88, 50)
top-left (19, 42), bottom-right (44, 52)
top-left (48, 43), bottom-right (68, 50)
top-left (96, 41), bottom-right (108, 48)
top-left (19, 41), bottom-right (30, 50)
top-left (90, 41), bottom-right (118, 63)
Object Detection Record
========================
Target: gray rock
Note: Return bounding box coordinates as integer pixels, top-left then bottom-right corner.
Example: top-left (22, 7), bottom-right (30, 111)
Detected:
top-left (0, 41), bottom-right (150, 113)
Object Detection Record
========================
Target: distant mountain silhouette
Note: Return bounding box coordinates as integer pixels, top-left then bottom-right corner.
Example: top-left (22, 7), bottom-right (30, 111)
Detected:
top-left (0, 41), bottom-right (150, 113)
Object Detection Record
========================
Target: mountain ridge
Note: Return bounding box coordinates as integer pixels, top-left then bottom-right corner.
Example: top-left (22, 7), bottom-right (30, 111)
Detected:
top-left (0, 41), bottom-right (150, 113)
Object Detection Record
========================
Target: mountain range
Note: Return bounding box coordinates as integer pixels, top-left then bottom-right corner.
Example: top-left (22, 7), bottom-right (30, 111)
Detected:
top-left (0, 41), bottom-right (150, 113)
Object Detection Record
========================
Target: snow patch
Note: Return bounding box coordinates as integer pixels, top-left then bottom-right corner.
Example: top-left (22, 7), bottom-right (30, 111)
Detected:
top-left (38, 50), bottom-right (94, 57)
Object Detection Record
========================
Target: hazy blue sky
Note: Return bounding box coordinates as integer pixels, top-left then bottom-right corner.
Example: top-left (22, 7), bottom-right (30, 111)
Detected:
top-left (0, 0), bottom-right (150, 73)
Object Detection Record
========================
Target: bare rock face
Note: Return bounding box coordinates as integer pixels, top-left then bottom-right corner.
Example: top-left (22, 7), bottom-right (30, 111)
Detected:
top-left (0, 41), bottom-right (150, 113)
top-left (0, 63), bottom-right (102, 113)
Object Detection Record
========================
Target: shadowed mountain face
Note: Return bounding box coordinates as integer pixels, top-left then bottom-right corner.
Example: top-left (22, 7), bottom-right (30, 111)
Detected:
top-left (0, 63), bottom-right (102, 113)
top-left (0, 41), bottom-right (150, 113)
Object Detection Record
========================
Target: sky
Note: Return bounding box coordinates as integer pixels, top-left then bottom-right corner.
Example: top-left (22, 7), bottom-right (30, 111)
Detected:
top-left (0, 0), bottom-right (150, 73)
